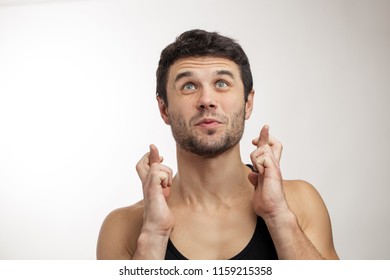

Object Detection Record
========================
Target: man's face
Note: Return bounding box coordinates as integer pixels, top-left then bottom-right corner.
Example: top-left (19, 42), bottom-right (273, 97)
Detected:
top-left (160, 56), bottom-right (253, 158)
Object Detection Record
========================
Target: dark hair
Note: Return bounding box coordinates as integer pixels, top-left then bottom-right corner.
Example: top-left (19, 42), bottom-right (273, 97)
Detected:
top-left (156, 29), bottom-right (253, 106)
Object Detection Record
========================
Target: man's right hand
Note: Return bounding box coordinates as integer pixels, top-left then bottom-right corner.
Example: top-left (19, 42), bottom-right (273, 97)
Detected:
top-left (135, 145), bottom-right (174, 258)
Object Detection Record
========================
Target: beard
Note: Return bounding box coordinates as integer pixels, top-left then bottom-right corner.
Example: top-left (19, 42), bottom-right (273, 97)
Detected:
top-left (168, 106), bottom-right (246, 158)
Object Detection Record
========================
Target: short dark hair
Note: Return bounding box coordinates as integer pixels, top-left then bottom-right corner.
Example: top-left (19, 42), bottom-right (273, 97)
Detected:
top-left (156, 29), bottom-right (253, 106)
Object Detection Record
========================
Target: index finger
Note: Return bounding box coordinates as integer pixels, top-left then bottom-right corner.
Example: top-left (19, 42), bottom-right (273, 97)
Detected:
top-left (269, 134), bottom-right (283, 163)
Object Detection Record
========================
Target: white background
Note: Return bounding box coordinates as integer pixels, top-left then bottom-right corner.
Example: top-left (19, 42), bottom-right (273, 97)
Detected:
top-left (0, 0), bottom-right (389, 259)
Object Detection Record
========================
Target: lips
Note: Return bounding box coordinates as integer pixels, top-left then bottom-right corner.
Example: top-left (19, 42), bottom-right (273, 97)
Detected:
top-left (195, 118), bottom-right (223, 128)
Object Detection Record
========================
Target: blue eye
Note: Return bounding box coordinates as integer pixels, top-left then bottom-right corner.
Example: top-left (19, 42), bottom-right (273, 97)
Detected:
top-left (216, 80), bottom-right (228, 88)
top-left (183, 83), bottom-right (196, 90)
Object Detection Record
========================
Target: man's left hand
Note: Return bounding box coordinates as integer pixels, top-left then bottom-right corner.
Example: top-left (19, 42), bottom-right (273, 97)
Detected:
top-left (249, 125), bottom-right (290, 219)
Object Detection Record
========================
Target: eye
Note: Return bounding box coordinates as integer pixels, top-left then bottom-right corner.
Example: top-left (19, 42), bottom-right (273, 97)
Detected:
top-left (215, 80), bottom-right (228, 88)
top-left (182, 82), bottom-right (197, 91)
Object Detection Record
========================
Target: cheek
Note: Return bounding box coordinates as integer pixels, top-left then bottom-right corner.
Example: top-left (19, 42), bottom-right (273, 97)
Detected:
top-left (225, 98), bottom-right (245, 112)
top-left (168, 100), bottom-right (194, 117)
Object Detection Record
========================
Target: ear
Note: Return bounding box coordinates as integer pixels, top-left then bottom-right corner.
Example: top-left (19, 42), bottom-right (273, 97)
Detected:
top-left (157, 95), bottom-right (170, 125)
top-left (244, 89), bottom-right (255, 120)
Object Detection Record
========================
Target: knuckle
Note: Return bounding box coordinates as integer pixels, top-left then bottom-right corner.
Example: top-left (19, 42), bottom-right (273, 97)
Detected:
top-left (150, 162), bottom-right (160, 169)
top-left (135, 163), bottom-right (144, 174)
top-left (250, 150), bottom-right (257, 159)
top-left (149, 168), bottom-right (161, 177)
top-left (250, 153), bottom-right (259, 163)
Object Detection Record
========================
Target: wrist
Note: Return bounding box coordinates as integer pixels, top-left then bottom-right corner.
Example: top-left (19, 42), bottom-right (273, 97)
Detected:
top-left (263, 208), bottom-right (297, 231)
top-left (262, 210), bottom-right (324, 260)
top-left (133, 229), bottom-right (171, 260)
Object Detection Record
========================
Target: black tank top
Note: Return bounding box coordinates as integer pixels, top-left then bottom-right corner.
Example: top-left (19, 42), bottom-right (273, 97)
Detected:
top-left (165, 164), bottom-right (278, 260)
top-left (164, 216), bottom-right (278, 260)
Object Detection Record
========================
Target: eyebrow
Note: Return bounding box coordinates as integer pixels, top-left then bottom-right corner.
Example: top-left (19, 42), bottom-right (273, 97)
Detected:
top-left (215, 70), bottom-right (235, 79)
top-left (174, 70), bottom-right (235, 84)
top-left (174, 71), bottom-right (193, 83)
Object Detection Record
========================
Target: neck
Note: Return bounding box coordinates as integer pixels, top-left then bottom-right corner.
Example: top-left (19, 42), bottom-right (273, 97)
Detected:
top-left (171, 144), bottom-right (252, 207)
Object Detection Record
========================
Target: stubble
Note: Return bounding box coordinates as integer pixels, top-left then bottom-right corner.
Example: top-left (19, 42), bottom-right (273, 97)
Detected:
top-left (168, 106), bottom-right (246, 158)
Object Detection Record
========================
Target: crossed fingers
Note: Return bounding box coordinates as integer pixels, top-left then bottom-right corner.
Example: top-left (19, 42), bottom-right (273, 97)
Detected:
top-left (136, 145), bottom-right (172, 199)
top-left (250, 125), bottom-right (283, 175)
top-left (251, 125), bottom-right (283, 163)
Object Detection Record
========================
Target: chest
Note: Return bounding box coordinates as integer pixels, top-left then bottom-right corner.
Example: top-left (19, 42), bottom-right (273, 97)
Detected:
top-left (169, 212), bottom-right (257, 259)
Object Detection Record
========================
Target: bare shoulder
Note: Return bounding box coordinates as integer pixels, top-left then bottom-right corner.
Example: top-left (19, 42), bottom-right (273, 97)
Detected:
top-left (283, 179), bottom-right (323, 203)
top-left (283, 180), bottom-right (326, 229)
top-left (283, 180), bottom-right (339, 259)
top-left (96, 200), bottom-right (144, 259)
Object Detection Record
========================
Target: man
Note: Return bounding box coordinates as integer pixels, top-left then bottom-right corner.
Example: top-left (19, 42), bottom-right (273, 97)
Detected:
top-left (97, 29), bottom-right (339, 260)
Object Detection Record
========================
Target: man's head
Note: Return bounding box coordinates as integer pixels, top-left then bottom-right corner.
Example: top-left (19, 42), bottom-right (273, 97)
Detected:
top-left (156, 29), bottom-right (253, 106)
top-left (156, 30), bottom-right (255, 158)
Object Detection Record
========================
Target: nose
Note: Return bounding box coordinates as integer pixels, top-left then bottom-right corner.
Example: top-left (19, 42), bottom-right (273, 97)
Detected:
top-left (196, 86), bottom-right (217, 111)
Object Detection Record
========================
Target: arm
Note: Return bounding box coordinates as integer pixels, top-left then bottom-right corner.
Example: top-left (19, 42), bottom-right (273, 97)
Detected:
top-left (96, 205), bottom-right (142, 260)
top-left (283, 180), bottom-right (339, 259)
top-left (97, 145), bottom-right (174, 260)
top-left (133, 145), bottom-right (174, 259)
top-left (249, 125), bottom-right (338, 259)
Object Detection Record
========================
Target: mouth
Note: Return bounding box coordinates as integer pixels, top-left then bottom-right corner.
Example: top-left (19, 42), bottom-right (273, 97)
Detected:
top-left (195, 118), bottom-right (223, 129)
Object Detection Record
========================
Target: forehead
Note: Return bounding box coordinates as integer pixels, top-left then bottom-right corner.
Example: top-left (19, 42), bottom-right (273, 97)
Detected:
top-left (168, 56), bottom-right (241, 80)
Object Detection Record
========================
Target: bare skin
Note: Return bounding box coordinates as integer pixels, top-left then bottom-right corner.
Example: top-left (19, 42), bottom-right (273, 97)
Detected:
top-left (97, 57), bottom-right (339, 260)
